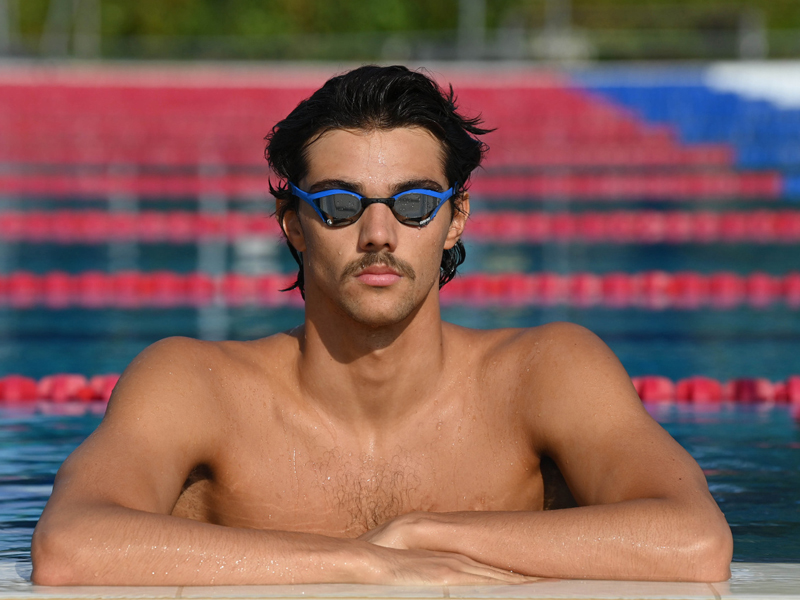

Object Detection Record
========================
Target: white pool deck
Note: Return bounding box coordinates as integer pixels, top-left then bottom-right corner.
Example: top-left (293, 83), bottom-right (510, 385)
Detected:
top-left (1, 562), bottom-right (799, 600)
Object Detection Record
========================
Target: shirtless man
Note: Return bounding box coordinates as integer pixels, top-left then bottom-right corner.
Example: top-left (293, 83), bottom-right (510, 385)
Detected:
top-left (31, 65), bottom-right (732, 586)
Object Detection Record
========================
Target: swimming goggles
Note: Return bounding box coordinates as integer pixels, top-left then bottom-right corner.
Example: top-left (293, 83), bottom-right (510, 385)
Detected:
top-left (289, 182), bottom-right (456, 227)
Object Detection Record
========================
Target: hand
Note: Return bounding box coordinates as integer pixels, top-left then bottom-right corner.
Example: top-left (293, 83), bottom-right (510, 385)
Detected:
top-left (358, 511), bottom-right (418, 549)
top-left (359, 514), bottom-right (539, 584)
top-left (367, 545), bottom-right (536, 585)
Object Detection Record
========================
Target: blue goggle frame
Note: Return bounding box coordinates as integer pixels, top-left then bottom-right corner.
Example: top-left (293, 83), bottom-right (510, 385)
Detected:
top-left (289, 182), bottom-right (456, 227)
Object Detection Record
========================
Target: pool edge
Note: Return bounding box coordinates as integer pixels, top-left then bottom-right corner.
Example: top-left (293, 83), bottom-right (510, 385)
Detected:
top-left (2, 561), bottom-right (799, 600)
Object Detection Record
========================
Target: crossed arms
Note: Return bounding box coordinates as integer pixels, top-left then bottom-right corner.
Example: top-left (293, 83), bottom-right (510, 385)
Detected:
top-left (31, 326), bottom-right (733, 586)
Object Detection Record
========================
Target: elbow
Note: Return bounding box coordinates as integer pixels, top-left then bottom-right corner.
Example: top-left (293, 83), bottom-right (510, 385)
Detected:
top-left (685, 518), bottom-right (733, 582)
top-left (30, 522), bottom-right (82, 586)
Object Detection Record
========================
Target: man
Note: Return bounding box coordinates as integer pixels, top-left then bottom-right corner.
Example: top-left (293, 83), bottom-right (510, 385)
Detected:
top-left (31, 65), bottom-right (732, 586)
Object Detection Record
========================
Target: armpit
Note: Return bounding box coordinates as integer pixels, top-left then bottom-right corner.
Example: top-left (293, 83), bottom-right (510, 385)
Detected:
top-left (541, 455), bottom-right (578, 510)
top-left (171, 464), bottom-right (215, 522)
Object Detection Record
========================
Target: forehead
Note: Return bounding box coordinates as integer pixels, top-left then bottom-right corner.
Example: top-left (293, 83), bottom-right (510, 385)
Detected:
top-left (301, 127), bottom-right (447, 187)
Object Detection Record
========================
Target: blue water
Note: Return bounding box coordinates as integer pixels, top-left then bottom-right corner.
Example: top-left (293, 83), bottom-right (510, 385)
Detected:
top-left (2, 305), bottom-right (800, 382)
top-left (0, 403), bottom-right (798, 564)
top-left (2, 233), bottom-right (800, 381)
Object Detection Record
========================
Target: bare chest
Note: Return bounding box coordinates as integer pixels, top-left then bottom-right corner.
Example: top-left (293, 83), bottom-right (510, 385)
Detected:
top-left (171, 418), bottom-right (542, 537)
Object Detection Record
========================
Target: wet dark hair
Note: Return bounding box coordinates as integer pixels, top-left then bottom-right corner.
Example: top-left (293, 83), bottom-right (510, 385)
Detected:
top-left (264, 65), bottom-right (491, 298)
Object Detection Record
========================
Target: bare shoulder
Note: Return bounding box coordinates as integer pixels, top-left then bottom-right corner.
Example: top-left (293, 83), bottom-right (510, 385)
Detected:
top-left (41, 332), bottom-right (300, 515)
top-left (486, 322), bottom-right (709, 506)
top-left (460, 321), bottom-right (634, 394)
top-left (36, 336), bottom-right (229, 517)
top-left (107, 336), bottom-right (224, 418)
top-left (524, 321), bottom-right (630, 386)
top-left (109, 331), bottom-right (299, 417)
top-left (481, 321), bottom-right (645, 435)
top-left (445, 321), bottom-right (612, 382)
top-left (521, 321), bottom-right (640, 407)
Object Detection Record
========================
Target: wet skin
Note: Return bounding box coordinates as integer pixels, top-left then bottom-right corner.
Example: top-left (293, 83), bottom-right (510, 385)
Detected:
top-left (170, 128), bottom-right (556, 533)
top-left (32, 127), bottom-right (733, 586)
top-left (168, 328), bottom-right (572, 535)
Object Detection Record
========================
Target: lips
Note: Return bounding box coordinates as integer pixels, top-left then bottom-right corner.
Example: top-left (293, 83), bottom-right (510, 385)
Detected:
top-left (356, 265), bottom-right (402, 287)
top-left (341, 252), bottom-right (416, 284)
top-left (359, 265), bottom-right (400, 276)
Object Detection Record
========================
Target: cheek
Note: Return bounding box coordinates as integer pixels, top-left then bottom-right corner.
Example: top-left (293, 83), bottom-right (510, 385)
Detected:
top-left (302, 229), bottom-right (350, 277)
top-left (413, 229), bottom-right (448, 279)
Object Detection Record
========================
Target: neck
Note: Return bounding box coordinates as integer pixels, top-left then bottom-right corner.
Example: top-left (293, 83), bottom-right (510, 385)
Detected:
top-left (295, 288), bottom-right (447, 427)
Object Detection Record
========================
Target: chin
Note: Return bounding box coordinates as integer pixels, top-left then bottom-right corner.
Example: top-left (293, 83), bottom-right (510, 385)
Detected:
top-left (337, 290), bottom-right (420, 328)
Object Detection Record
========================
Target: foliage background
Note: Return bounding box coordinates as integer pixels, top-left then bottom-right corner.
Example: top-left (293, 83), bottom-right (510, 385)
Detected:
top-left (13, 0), bottom-right (800, 38)
top-left (6, 0), bottom-right (800, 60)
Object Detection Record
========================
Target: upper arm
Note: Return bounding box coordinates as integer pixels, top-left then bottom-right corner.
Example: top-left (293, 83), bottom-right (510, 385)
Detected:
top-left (42, 337), bottom-right (219, 518)
top-left (526, 323), bottom-right (712, 508)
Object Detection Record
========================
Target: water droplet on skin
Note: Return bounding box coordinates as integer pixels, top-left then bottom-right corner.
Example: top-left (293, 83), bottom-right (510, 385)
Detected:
top-left (436, 422), bottom-right (442, 430)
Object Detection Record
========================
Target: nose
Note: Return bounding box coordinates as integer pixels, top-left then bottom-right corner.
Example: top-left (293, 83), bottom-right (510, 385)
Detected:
top-left (357, 203), bottom-right (398, 253)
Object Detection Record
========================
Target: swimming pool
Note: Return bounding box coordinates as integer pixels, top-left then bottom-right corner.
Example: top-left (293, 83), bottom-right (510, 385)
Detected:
top-left (1, 402), bottom-right (798, 566)
top-left (2, 62), bottom-right (800, 595)
top-left (4, 239), bottom-right (800, 382)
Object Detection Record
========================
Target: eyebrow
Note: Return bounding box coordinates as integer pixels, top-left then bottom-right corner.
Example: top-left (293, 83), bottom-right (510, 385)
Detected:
top-left (307, 178), bottom-right (446, 195)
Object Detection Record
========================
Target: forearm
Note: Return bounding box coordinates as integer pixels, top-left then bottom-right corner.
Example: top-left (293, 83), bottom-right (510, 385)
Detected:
top-left (399, 500), bottom-right (732, 582)
top-left (32, 504), bottom-right (374, 586)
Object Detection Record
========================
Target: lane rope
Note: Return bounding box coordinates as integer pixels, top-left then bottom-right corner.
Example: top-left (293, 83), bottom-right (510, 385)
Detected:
top-left (0, 373), bottom-right (798, 404)
top-left (3, 210), bottom-right (800, 244)
top-left (0, 271), bottom-right (798, 309)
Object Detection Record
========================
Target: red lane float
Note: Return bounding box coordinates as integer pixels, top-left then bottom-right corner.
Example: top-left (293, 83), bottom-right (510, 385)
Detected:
top-left (633, 375), bottom-right (800, 405)
top-left (440, 272), bottom-right (800, 309)
top-left (471, 210), bottom-right (800, 244)
top-left (0, 374), bottom-right (120, 403)
top-left (3, 373), bottom-right (799, 404)
top-left (0, 210), bottom-right (282, 242)
top-left (3, 210), bottom-right (800, 244)
top-left (1, 271), bottom-right (800, 309)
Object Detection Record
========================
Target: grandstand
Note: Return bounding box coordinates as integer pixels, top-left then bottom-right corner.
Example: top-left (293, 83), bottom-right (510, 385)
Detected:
top-left (1, 63), bottom-right (796, 199)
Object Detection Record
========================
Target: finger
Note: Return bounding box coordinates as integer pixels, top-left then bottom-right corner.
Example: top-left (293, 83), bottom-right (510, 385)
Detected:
top-left (459, 562), bottom-right (538, 583)
top-left (443, 570), bottom-right (532, 585)
top-left (438, 557), bottom-right (533, 583)
top-left (439, 552), bottom-right (526, 576)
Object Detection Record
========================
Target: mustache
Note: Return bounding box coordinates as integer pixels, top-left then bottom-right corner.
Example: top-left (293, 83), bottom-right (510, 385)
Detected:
top-left (341, 252), bottom-right (417, 282)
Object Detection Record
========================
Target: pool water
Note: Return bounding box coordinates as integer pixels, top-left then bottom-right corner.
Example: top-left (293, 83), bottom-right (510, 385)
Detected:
top-left (4, 229), bottom-right (800, 382)
top-left (1, 403), bottom-right (797, 566)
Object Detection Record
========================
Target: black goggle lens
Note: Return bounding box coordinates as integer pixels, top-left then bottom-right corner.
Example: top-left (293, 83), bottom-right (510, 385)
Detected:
top-left (318, 192), bottom-right (442, 225)
top-left (319, 194), bottom-right (363, 218)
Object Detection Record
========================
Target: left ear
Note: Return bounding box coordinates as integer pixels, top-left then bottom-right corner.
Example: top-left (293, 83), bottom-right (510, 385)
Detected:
top-left (444, 192), bottom-right (470, 250)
